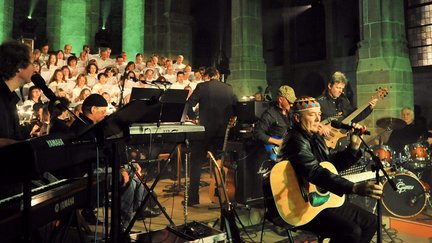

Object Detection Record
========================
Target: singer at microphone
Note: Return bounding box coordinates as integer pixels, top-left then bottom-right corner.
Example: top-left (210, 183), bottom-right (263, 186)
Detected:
top-left (331, 120), bottom-right (371, 135)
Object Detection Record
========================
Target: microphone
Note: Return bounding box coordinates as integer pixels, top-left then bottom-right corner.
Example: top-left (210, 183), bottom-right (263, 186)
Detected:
top-left (31, 74), bottom-right (58, 102)
top-left (31, 73), bottom-right (87, 125)
top-left (330, 120), bottom-right (371, 135)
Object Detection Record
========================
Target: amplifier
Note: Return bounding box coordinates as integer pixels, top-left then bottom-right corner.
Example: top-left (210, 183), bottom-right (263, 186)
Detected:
top-left (131, 221), bottom-right (226, 243)
top-left (226, 141), bottom-right (267, 205)
top-left (236, 101), bottom-right (269, 123)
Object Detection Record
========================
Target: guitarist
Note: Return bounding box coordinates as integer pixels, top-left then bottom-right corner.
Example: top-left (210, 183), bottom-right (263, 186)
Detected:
top-left (277, 96), bottom-right (382, 243)
top-left (317, 71), bottom-right (378, 138)
top-left (253, 85), bottom-right (297, 160)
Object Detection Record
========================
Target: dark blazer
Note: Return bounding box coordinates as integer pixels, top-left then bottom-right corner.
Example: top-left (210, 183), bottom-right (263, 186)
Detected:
top-left (187, 79), bottom-right (237, 137)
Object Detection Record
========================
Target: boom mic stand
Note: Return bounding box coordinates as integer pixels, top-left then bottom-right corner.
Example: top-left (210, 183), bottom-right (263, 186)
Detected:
top-left (357, 134), bottom-right (397, 243)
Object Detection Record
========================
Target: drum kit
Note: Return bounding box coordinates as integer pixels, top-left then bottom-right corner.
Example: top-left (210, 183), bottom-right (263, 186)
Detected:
top-left (370, 117), bottom-right (432, 218)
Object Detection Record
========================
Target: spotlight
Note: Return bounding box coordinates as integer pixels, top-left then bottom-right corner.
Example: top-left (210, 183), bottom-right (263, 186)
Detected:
top-left (27, 16), bottom-right (32, 19)
top-left (102, 26), bottom-right (106, 30)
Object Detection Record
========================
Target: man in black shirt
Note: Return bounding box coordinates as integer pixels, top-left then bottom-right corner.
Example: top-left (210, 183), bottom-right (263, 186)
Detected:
top-left (387, 107), bottom-right (428, 154)
top-left (317, 71), bottom-right (377, 137)
top-left (186, 67), bottom-right (237, 206)
top-left (0, 41), bottom-right (35, 199)
top-left (253, 85), bottom-right (296, 161)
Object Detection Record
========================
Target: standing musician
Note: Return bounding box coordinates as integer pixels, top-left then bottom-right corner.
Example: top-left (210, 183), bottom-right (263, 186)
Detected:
top-left (277, 96), bottom-right (382, 243)
top-left (317, 71), bottom-right (378, 137)
top-left (186, 67), bottom-right (237, 206)
top-left (253, 85), bottom-right (296, 160)
top-left (0, 41), bottom-right (37, 200)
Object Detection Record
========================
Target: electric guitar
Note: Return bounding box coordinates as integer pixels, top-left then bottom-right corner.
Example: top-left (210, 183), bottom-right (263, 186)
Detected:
top-left (323, 87), bottom-right (389, 149)
top-left (263, 160), bottom-right (389, 228)
top-left (264, 136), bottom-right (281, 161)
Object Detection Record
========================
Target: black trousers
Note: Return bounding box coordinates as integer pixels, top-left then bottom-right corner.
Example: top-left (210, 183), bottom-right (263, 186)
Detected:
top-left (188, 135), bottom-right (223, 202)
top-left (298, 201), bottom-right (377, 243)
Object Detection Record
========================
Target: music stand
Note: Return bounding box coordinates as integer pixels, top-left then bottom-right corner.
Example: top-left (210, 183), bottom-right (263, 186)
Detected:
top-left (76, 99), bottom-right (161, 242)
top-left (130, 87), bottom-right (163, 102)
top-left (134, 89), bottom-right (189, 124)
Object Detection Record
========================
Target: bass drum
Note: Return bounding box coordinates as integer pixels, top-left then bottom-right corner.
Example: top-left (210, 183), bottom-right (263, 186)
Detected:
top-left (382, 172), bottom-right (427, 218)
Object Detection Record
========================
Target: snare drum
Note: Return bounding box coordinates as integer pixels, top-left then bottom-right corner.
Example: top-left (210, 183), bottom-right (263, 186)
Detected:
top-left (371, 145), bottom-right (393, 163)
top-left (382, 172), bottom-right (427, 218)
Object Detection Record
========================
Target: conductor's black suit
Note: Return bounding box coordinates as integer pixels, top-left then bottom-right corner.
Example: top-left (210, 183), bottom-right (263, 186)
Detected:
top-left (186, 79), bottom-right (237, 204)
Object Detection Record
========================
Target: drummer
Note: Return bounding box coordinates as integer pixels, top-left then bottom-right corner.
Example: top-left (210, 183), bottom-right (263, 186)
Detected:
top-left (387, 107), bottom-right (428, 154)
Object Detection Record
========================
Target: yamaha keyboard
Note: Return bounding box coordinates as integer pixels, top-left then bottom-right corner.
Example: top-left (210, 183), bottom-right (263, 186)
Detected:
top-left (0, 177), bottom-right (101, 241)
top-left (0, 134), bottom-right (97, 182)
top-left (129, 123), bottom-right (205, 144)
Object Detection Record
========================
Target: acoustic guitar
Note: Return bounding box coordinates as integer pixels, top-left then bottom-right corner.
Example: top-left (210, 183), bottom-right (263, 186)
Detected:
top-left (323, 87), bottom-right (389, 149)
top-left (208, 116), bottom-right (237, 204)
top-left (263, 160), bottom-right (387, 228)
top-left (208, 151), bottom-right (243, 243)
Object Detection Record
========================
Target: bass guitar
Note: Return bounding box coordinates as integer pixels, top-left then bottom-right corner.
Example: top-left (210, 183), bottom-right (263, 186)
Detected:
top-left (323, 87), bottom-right (389, 149)
top-left (264, 136), bottom-right (281, 161)
top-left (208, 116), bottom-right (237, 204)
top-left (263, 160), bottom-right (388, 228)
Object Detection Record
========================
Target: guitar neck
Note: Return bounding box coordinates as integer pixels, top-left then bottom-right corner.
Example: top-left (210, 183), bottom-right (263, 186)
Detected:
top-left (341, 102), bottom-right (370, 124)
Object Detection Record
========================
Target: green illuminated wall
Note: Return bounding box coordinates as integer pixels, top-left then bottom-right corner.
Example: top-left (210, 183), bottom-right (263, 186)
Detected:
top-left (229, 0), bottom-right (267, 98)
top-left (0, 0), bottom-right (14, 43)
top-left (47, 0), bottom-right (99, 53)
top-left (357, 0), bottom-right (413, 133)
top-left (122, 0), bottom-right (144, 56)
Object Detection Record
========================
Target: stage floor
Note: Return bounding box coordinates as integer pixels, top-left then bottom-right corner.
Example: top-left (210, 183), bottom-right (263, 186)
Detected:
top-left (89, 171), bottom-right (432, 243)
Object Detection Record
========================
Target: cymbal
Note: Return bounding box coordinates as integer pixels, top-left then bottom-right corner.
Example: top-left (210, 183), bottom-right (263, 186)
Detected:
top-left (376, 117), bottom-right (406, 130)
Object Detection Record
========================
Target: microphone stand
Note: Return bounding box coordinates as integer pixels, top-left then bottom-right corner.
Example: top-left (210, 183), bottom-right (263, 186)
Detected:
top-left (357, 134), bottom-right (397, 243)
top-left (117, 74), bottom-right (127, 109)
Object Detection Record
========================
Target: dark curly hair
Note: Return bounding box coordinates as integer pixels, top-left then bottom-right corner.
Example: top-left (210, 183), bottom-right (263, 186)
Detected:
top-left (0, 41), bottom-right (32, 82)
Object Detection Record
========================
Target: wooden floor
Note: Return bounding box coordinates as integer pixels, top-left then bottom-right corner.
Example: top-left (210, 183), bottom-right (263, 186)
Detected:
top-left (90, 171), bottom-right (432, 243)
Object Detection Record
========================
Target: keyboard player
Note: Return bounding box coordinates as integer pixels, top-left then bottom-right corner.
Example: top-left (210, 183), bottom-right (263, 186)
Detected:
top-left (0, 41), bottom-right (38, 200)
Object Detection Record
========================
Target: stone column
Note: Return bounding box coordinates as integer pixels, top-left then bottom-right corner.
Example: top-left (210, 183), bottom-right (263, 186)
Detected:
top-left (0, 0), bottom-right (14, 43)
top-left (122, 0), bottom-right (145, 56)
top-left (229, 0), bottom-right (267, 98)
top-left (356, 0), bottom-right (413, 133)
top-left (160, 0), bottom-right (193, 62)
top-left (46, 0), bottom-right (98, 52)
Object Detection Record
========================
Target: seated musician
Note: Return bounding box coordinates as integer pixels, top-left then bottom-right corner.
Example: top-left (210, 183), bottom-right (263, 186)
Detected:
top-left (48, 96), bottom-right (71, 135)
top-left (387, 107), bottom-right (428, 155)
top-left (317, 71), bottom-right (377, 138)
top-left (253, 85), bottom-right (296, 161)
top-left (277, 96), bottom-right (382, 243)
top-left (69, 94), bottom-right (161, 226)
